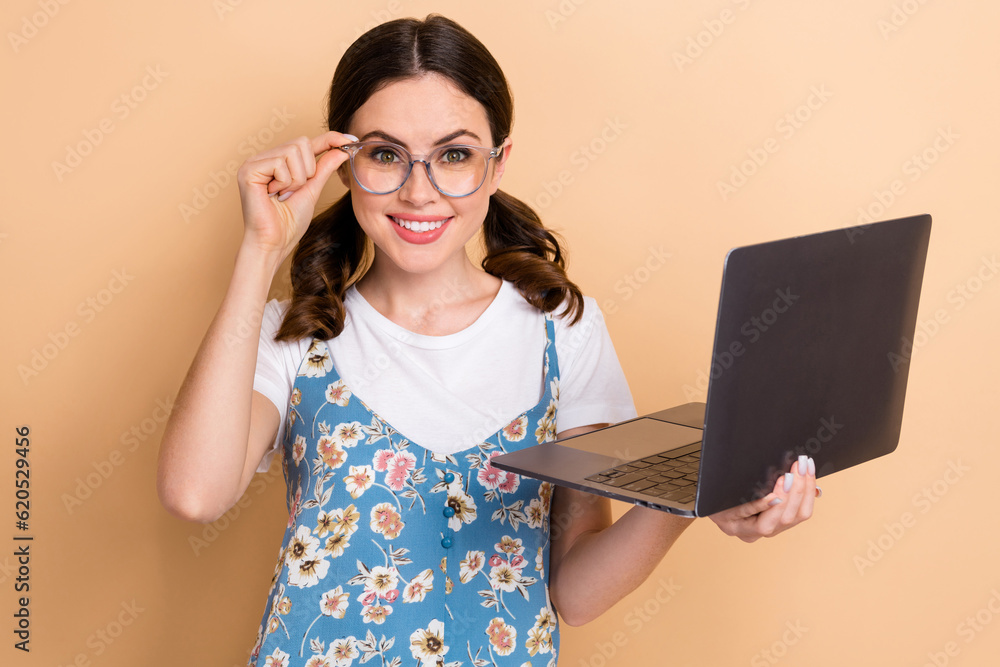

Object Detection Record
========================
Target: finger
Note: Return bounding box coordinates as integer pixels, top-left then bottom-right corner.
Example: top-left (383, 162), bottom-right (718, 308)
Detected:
top-left (310, 130), bottom-right (359, 160)
top-left (263, 159), bottom-right (293, 197)
top-left (797, 457), bottom-right (817, 519)
top-left (278, 136), bottom-right (315, 192)
top-left (776, 457), bottom-right (809, 525)
top-left (239, 155), bottom-right (293, 195)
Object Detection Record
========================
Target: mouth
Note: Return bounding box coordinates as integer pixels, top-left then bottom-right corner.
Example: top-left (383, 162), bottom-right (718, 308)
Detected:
top-left (389, 215), bottom-right (451, 233)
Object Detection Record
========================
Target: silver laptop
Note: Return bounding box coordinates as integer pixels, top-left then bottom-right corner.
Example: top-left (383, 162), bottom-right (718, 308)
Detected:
top-left (493, 214), bottom-right (932, 517)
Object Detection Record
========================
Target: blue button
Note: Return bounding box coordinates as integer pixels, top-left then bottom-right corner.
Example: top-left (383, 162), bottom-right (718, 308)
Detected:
top-left (443, 506), bottom-right (456, 518)
top-left (441, 536), bottom-right (453, 549)
top-left (443, 472), bottom-right (455, 484)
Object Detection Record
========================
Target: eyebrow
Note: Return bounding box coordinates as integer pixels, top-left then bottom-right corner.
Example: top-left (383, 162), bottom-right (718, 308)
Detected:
top-left (357, 128), bottom-right (485, 148)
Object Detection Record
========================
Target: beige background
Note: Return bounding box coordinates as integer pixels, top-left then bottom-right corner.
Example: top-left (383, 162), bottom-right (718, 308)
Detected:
top-left (3, 0), bottom-right (998, 665)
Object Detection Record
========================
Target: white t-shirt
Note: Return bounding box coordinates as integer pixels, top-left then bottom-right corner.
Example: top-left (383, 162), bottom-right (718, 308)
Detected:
top-left (252, 280), bottom-right (637, 472)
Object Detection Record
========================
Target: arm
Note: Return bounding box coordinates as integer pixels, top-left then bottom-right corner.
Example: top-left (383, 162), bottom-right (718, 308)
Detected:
top-left (548, 425), bottom-right (817, 626)
top-left (156, 133), bottom-right (353, 523)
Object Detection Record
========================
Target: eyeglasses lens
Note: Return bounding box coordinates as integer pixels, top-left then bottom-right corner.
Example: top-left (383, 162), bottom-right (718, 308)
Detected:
top-left (351, 143), bottom-right (488, 197)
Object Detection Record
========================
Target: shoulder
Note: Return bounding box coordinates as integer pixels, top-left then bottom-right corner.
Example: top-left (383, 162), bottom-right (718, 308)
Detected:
top-left (552, 294), bottom-right (606, 346)
top-left (261, 298), bottom-right (291, 333)
top-left (257, 298), bottom-right (311, 363)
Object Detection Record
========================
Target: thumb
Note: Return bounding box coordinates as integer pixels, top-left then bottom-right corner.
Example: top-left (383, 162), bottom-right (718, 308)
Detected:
top-left (307, 147), bottom-right (350, 197)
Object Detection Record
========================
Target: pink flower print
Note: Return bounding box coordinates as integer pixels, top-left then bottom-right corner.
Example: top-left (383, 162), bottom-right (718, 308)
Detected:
top-left (384, 589), bottom-right (399, 603)
top-left (325, 380), bottom-right (351, 406)
top-left (488, 554), bottom-right (503, 568)
top-left (358, 589), bottom-right (377, 606)
top-left (497, 470), bottom-right (519, 494)
top-left (510, 554), bottom-right (526, 571)
top-left (502, 415), bottom-right (528, 442)
top-left (478, 452), bottom-right (518, 493)
top-left (385, 450), bottom-right (416, 491)
top-left (486, 618), bottom-right (517, 656)
top-left (477, 458), bottom-right (503, 490)
top-left (290, 388), bottom-right (302, 406)
top-left (372, 449), bottom-right (394, 472)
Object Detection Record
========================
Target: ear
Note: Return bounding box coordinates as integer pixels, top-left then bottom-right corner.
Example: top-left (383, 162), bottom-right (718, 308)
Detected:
top-left (486, 137), bottom-right (513, 196)
top-left (337, 162), bottom-right (352, 189)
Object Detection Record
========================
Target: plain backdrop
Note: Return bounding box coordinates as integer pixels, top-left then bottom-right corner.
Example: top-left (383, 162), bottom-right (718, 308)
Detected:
top-left (3, 1), bottom-right (998, 665)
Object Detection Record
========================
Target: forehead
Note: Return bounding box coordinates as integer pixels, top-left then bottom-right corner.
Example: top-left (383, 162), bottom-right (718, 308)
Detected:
top-left (348, 73), bottom-right (491, 145)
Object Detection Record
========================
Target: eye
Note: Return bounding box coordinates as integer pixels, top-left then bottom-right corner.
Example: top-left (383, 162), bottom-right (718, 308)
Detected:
top-left (439, 147), bottom-right (472, 164)
top-left (362, 144), bottom-right (405, 165)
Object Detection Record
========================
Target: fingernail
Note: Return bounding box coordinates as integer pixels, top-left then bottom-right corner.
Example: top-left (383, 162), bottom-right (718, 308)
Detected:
top-left (816, 486), bottom-right (823, 498)
top-left (768, 498), bottom-right (783, 507)
top-left (343, 133), bottom-right (359, 142)
top-left (277, 191), bottom-right (292, 202)
top-left (783, 472), bottom-right (793, 493)
top-left (808, 457), bottom-right (816, 476)
top-left (798, 455), bottom-right (808, 474)
top-left (269, 191), bottom-right (279, 197)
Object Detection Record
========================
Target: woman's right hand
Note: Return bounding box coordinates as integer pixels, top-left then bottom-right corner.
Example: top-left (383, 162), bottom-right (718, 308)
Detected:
top-left (235, 131), bottom-right (356, 263)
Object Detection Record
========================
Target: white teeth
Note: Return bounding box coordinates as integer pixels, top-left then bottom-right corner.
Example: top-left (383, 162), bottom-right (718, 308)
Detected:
top-left (391, 217), bottom-right (446, 232)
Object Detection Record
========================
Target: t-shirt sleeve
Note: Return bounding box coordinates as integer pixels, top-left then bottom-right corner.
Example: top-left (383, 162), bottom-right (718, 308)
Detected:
top-left (253, 299), bottom-right (293, 473)
top-left (553, 297), bottom-right (638, 434)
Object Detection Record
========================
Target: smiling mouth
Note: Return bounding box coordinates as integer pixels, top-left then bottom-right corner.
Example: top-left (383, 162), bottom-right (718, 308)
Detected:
top-left (390, 216), bottom-right (449, 232)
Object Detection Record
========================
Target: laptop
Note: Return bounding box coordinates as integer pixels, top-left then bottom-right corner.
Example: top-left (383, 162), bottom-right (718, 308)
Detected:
top-left (493, 214), bottom-right (932, 517)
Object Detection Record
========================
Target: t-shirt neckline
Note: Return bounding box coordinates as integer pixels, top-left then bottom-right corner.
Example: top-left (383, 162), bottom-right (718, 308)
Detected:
top-left (344, 279), bottom-right (511, 350)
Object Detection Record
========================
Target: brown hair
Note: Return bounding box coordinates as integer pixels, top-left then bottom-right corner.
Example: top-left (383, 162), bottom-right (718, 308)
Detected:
top-left (276, 15), bottom-right (583, 341)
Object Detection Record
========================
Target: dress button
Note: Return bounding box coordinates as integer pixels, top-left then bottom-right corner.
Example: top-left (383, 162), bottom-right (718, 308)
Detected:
top-left (441, 536), bottom-right (453, 549)
top-left (443, 472), bottom-right (455, 484)
top-left (443, 506), bottom-right (456, 518)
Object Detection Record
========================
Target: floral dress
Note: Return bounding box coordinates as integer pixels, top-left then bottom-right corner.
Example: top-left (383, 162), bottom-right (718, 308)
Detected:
top-left (249, 316), bottom-right (562, 667)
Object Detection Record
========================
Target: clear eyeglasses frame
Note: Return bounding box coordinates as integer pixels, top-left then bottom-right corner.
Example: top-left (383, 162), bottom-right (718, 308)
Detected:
top-left (337, 141), bottom-right (505, 198)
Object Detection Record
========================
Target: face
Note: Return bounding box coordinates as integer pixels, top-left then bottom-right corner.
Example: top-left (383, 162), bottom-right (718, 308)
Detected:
top-left (340, 73), bottom-right (510, 278)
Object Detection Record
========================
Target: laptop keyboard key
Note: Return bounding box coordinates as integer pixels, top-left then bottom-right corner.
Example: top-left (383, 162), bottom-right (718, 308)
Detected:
top-left (623, 479), bottom-right (658, 492)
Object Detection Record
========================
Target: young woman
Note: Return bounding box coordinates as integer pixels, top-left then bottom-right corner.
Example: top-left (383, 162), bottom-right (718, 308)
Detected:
top-left (157, 15), bottom-right (817, 667)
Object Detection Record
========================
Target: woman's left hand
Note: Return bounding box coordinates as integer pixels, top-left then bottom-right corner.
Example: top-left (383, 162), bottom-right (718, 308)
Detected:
top-left (709, 455), bottom-right (819, 542)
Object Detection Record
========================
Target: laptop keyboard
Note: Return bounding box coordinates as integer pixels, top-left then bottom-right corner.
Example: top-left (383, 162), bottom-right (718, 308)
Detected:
top-left (584, 442), bottom-right (701, 504)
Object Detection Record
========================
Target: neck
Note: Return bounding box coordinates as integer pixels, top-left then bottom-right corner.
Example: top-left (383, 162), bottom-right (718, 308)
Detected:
top-left (356, 251), bottom-right (502, 336)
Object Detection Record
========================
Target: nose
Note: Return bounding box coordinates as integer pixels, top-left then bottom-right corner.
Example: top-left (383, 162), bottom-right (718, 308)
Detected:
top-left (399, 159), bottom-right (439, 205)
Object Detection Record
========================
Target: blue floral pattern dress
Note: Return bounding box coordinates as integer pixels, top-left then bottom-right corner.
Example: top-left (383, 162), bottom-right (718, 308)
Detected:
top-left (249, 316), bottom-right (562, 667)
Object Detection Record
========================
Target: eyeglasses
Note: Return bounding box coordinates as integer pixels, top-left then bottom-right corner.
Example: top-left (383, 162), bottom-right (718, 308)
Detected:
top-left (338, 141), bottom-right (504, 198)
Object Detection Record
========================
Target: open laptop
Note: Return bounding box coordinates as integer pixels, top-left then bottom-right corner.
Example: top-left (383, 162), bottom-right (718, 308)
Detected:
top-left (493, 214), bottom-right (932, 517)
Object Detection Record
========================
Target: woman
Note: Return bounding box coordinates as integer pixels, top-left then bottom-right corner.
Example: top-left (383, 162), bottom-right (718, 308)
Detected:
top-left (157, 15), bottom-right (816, 666)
